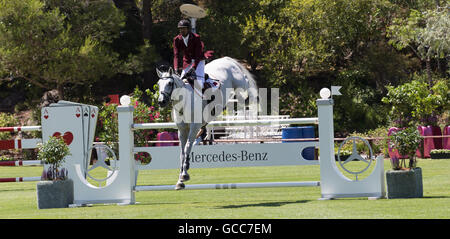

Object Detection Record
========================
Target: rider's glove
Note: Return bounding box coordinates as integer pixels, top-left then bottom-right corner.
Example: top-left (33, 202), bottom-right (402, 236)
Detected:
top-left (187, 67), bottom-right (196, 77)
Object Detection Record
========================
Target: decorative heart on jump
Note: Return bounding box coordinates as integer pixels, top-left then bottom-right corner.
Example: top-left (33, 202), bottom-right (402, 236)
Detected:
top-left (76, 113), bottom-right (81, 118)
top-left (44, 115), bottom-right (49, 119)
top-left (52, 131), bottom-right (74, 145)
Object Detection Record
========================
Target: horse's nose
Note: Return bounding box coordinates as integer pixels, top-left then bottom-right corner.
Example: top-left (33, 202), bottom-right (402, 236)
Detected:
top-left (158, 99), bottom-right (167, 107)
top-left (158, 94), bottom-right (164, 102)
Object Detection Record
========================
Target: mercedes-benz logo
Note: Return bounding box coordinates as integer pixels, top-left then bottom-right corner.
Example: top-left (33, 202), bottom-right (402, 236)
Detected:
top-left (337, 136), bottom-right (374, 180)
top-left (85, 144), bottom-right (118, 186)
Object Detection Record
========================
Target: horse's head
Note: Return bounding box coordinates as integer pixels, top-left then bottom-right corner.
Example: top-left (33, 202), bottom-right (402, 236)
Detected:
top-left (156, 67), bottom-right (180, 107)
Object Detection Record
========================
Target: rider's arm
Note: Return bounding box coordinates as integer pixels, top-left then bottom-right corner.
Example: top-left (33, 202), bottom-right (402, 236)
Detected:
top-left (192, 35), bottom-right (203, 70)
top-left (173, 37), bottom-right (180, 70)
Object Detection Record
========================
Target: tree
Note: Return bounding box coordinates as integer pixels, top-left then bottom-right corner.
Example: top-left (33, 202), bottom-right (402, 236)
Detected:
top-left (387, 2), bottom-right (449, 88)
top-left (200, 0), bottom-right (258, 63)
top-left (235, 0), bottom-right (398, 130)
top-left (112, 0), bottom-right (173, 87)
top-left (0, 0), bottom-right (128, 98)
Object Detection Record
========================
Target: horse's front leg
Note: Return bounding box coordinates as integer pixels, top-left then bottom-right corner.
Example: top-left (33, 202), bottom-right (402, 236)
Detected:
top-left (175, 124), bottom-right (189, 190)
top-left (179, 123), bottom-right (203, 181)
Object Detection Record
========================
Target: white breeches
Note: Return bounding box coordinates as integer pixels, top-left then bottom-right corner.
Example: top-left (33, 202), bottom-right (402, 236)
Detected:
top-left (182, 60), bottom-right (205, 89)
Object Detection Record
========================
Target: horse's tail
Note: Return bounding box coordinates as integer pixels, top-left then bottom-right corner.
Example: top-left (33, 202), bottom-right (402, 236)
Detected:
top-left (224, 57), bottom-right (258, 115)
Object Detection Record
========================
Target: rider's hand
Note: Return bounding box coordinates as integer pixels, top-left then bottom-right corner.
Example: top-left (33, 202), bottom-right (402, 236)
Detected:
top-left (187, 67), bottom-right (196, 76)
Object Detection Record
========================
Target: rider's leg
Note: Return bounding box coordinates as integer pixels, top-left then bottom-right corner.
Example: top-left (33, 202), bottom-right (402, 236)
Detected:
top-left (195, 60), bottom-right (205, 84)
top-left (194, 60), bottom-right (205, 94)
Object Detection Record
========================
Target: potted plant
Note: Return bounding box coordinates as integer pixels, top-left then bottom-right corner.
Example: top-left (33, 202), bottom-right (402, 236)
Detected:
top-left (386, 126), bottom-right (423, 199)
top-left (430, 149), bottom-right (450, 159)
top-left (36, 136), bottom-right (73, 209)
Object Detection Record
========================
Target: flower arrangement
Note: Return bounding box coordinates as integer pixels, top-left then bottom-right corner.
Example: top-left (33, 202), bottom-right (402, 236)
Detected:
top-left (96, 86), bottom-right (173, 164)
top-left (429, 149), bottom-right (450, 159)
top-left (37, 136), bottom-right (71, 181)
top-left (131, 86), bottom-right (171, 164)
top-left (430, 149), bottom-right (450, 154)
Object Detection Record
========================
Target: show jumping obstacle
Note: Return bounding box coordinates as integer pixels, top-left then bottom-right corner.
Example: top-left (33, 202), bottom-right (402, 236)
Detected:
top-left (0, 125), bottom-right (43, 183)
top-left (0, 126), bottom-right (42, 152)
top-left (0, 88), bottom-right (386, 206)
top-left (69, 88), bottom-right (386, 206)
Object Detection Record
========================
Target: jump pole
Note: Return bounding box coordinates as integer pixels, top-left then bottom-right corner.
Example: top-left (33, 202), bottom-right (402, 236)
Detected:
top-left (135, 181), bottom-right (320, 191)
top-left (0, 160), bottom-right (43, 167)
top-left (133, 118), bottom-right (318, 130)
top-left (0, 177), bottom-right (42, 183)
top-left (0, 126), bottom-right (42, 132)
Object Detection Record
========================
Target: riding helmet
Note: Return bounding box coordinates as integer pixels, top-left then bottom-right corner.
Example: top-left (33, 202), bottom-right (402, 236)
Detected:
top-left (177, 19), bottom-right (191, 28)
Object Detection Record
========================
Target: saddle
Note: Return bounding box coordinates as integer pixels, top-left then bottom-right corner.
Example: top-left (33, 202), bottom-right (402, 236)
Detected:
top-left (183, 73), bottom-right (220, 94)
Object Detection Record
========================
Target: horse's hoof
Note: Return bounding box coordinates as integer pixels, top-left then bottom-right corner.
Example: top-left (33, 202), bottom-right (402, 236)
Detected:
top-left (175, 182), bottom-right (185, 190)
top-left (180, 172), bottom-right (190, 182)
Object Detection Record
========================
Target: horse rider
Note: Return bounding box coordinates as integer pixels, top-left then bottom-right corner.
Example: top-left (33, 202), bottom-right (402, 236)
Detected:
top-left (173, 19), bottom-right (216, 95)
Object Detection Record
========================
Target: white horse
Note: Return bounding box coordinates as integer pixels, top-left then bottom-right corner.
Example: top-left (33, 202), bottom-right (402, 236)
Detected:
top-left (156, 57), bottom-right (257, 190)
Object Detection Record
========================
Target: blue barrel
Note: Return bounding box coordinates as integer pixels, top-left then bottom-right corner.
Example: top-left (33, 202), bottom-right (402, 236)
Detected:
top-left (282, 126), bottom-right (315, 160)
top-left (282, 127), bottom-right (302, 142)
top-left (299, 126), bottom-right (315, 160)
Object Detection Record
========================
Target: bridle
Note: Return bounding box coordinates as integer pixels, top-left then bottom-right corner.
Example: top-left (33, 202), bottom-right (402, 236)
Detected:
top-left (159, 77), bottom-right (175, 99)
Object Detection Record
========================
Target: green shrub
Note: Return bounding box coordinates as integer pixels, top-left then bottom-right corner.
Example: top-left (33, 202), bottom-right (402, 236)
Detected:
top-left (0, 112), bottom-right (18, 140)
top-left (382, 74), bottom-right (449, 127)
top-left (366, 126), bottom-right (389, 157)
top-left (96, 102), bottom-right (119, 156)
top-left (389, 126), bottom-right (422, 168)
top-left (0, 155), bottom-right (10, 161)
top-left (335, 129), bottom-right (388, 156)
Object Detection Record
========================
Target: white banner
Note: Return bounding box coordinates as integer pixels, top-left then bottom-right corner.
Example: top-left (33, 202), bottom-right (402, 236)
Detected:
top-left (135, 142), bottom-right (319, 170)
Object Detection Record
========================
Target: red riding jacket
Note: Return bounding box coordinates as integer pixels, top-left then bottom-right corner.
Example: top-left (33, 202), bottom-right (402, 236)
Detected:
top-left (173, 32), bottom-right (203, 70)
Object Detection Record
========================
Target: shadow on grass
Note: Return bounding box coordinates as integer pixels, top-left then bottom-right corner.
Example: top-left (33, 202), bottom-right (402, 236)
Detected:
top-left (0, 188), bottom-right (35, 193)
top-left (422, 196), bottom-right (450, 199)
top-left (133, 201), bottom-right (184, 206)
top-left (132, 199), bottom-right (312, 208)
top-left (216, 200), bottom-right (310, 209)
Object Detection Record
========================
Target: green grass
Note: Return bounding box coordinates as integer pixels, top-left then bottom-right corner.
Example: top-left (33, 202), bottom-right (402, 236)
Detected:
top-left (0, 158), bottom-right (449, 219)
